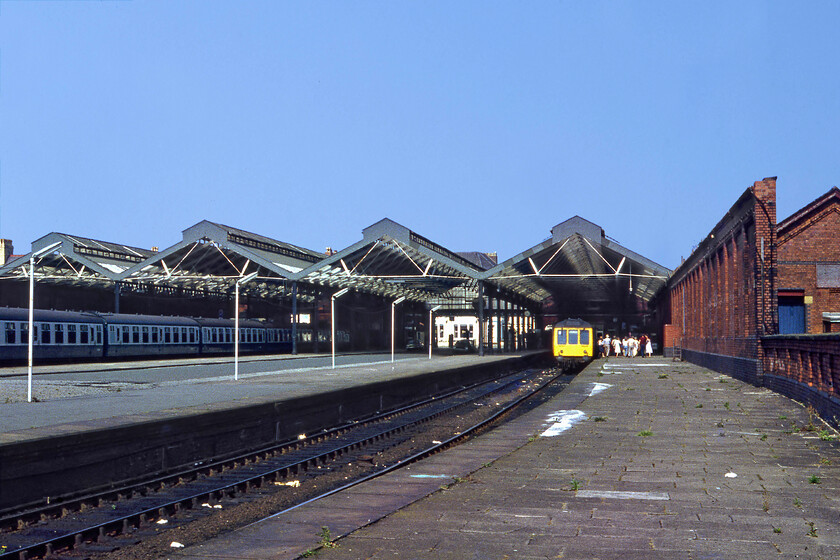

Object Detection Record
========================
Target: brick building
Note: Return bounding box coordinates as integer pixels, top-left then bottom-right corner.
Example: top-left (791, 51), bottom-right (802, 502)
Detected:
top-left (776, 187), bottom-right (840, 334)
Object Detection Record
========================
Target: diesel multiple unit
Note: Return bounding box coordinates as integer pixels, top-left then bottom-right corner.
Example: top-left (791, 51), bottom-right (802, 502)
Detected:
top-left (552, 318), bottom-right (594, 370)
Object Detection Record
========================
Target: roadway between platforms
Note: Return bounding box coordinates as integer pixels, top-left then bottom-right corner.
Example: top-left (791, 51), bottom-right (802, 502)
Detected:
top-left (174, 357), bottom-right (840, 560)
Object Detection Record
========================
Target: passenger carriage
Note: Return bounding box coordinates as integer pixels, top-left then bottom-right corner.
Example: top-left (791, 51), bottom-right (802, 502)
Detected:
top-left (0, 308), bottom-right (105, 361)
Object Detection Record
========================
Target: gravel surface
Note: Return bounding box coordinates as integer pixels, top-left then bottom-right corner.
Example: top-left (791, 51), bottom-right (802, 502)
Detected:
top-left (1, 377), bottom-right (151, 403)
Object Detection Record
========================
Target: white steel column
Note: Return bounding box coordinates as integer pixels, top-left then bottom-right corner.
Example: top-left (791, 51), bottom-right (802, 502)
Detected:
top-left (331, 288), bottom-right (350, 369)
top-left (391, 296), bottom-right (405, 363)
top-left (234, 271), bottom-right (259, 381)
top-left (27, 241), bottom-right (60, 403)
top-left (27, 257), bottom-right (35, 403)
top-left (429, 305), bottom-right (441, 360)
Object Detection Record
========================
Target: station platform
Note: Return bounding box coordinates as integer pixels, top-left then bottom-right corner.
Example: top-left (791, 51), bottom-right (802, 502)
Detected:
top-left (174, 357), bottom-right (840, 560)
top-left (0, 352), bottom-right (536, 443)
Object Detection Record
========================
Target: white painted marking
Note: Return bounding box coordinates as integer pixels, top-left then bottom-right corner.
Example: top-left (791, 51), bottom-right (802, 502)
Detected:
top-left (603, 363), bottom-right (671, 368)
top-left (725, 472), bottom-right (737, 478)
top-left (541, 410), bottom-right (587, 437)
top-left (588, 382), bottom-right (612, 396)
top-left (576, 490), bottom-right (670, 500)
top-left (410, 474), bottom-right (451, 479)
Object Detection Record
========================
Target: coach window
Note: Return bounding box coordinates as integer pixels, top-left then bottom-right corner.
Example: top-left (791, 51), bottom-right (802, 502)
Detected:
top-left (122, 326), bottom-right (130, 344)
top-left (67, 324), bottom-right (77, 344)
top-left (151, 327), bottom-right (159, 344)
top-left (80, 325), bottom-right (89, 344)
top-left (164, 327), bottom-right (171, 344)
top-left (54, 324), bottom-right (64, 344)
top-left (95, 326), bottom-right (103, 345)
top-left (173, 328), bottom-right (180, 344)
top-left (141, 326), bottom-right (149, 344)
top-left (41, 323), bottom-right (51, 344)
top-left (4, 322), bottom-right (15, 344)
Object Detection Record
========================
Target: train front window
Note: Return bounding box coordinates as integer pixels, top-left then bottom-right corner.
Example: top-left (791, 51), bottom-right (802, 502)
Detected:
top-left (556, 329), bottom-right (566, 345)
top-left (569, 330), bottom-right (579, 345)
top-left (581, 330), bottom-right (590, 344)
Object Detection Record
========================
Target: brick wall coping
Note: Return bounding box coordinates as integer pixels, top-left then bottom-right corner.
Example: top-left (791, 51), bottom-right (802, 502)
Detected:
top-left (763, 334), bottom-right (840, 342)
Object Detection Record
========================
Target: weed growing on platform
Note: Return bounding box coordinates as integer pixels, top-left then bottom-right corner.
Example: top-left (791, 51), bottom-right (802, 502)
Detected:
top-left (794, 497), bottom-right (802, 508)
top-left (638, 430), bottom-right (653, 437)
top-left (807, 522), bottom-right (818, 537)
top-left (593, 416), bottom-right (607, 422)
top-left (773, 527), bottom-right (782, 534)
top-left (695, 404), bottom-right (703, 408)
top-left (318, 526), bottom-right (338, 549)
top-left (658, 374), bottom-right (668, 379)
top-left (724, 402), bottom-right (730, 410)
top-left (819, 430), bottom-right (836, 441)
top-left (809, 475), bottom-right (821, 484)
top-left (569, 478), bottom-right (580, 491)
top-left (760, 434), bottom-right (768, 441)
top-left (819, 458), bottom-right (832, 465)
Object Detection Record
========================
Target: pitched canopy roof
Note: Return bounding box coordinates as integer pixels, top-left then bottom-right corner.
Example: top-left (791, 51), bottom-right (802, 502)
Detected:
top-left (1, 216), bottom-right (671, 312)
top-left (482, 216), bottom-right (671, 316)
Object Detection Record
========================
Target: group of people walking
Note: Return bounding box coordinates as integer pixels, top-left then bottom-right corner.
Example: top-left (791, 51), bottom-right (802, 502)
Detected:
top-left (598, 333), bottom-right (653, 358)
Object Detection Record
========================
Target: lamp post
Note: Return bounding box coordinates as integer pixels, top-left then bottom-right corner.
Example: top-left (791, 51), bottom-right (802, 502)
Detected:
top-left (234, 271), bottom-right (259, 381)
top-left (391, 296), bottom-right (406, 363)
top-left (27, 241), bottom-right (61, 403)
top-left (331, 288), bottom-right (350, 368)
top-left (429, 305), bottom-right (441, 360)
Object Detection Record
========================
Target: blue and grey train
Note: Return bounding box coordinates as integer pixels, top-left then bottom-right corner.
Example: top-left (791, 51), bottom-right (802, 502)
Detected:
top-left (0, 307), bottom-right (299, 362)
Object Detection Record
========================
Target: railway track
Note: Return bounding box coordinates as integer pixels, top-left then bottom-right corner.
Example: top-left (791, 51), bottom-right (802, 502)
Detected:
top-left (0, 365), bottom-right (571, 560)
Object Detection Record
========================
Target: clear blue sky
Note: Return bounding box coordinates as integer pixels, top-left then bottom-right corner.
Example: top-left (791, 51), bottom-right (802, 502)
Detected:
top-left (1, 1), bottom-right (838, 269)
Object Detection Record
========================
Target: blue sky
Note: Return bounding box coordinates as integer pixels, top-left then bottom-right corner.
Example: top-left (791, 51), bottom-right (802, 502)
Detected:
top-left (1, 1), bottom-right (838, 269)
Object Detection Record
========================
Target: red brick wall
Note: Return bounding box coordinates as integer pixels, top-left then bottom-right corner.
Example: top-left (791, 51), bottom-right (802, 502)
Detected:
top-left (664, 177), bottom-right (777, 377)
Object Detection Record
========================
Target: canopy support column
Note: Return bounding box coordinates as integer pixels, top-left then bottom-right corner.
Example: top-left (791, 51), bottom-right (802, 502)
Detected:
top-left (291, 282), bottom-right (298, 355)
top-left (478, 281), bottom-right (485, 357)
